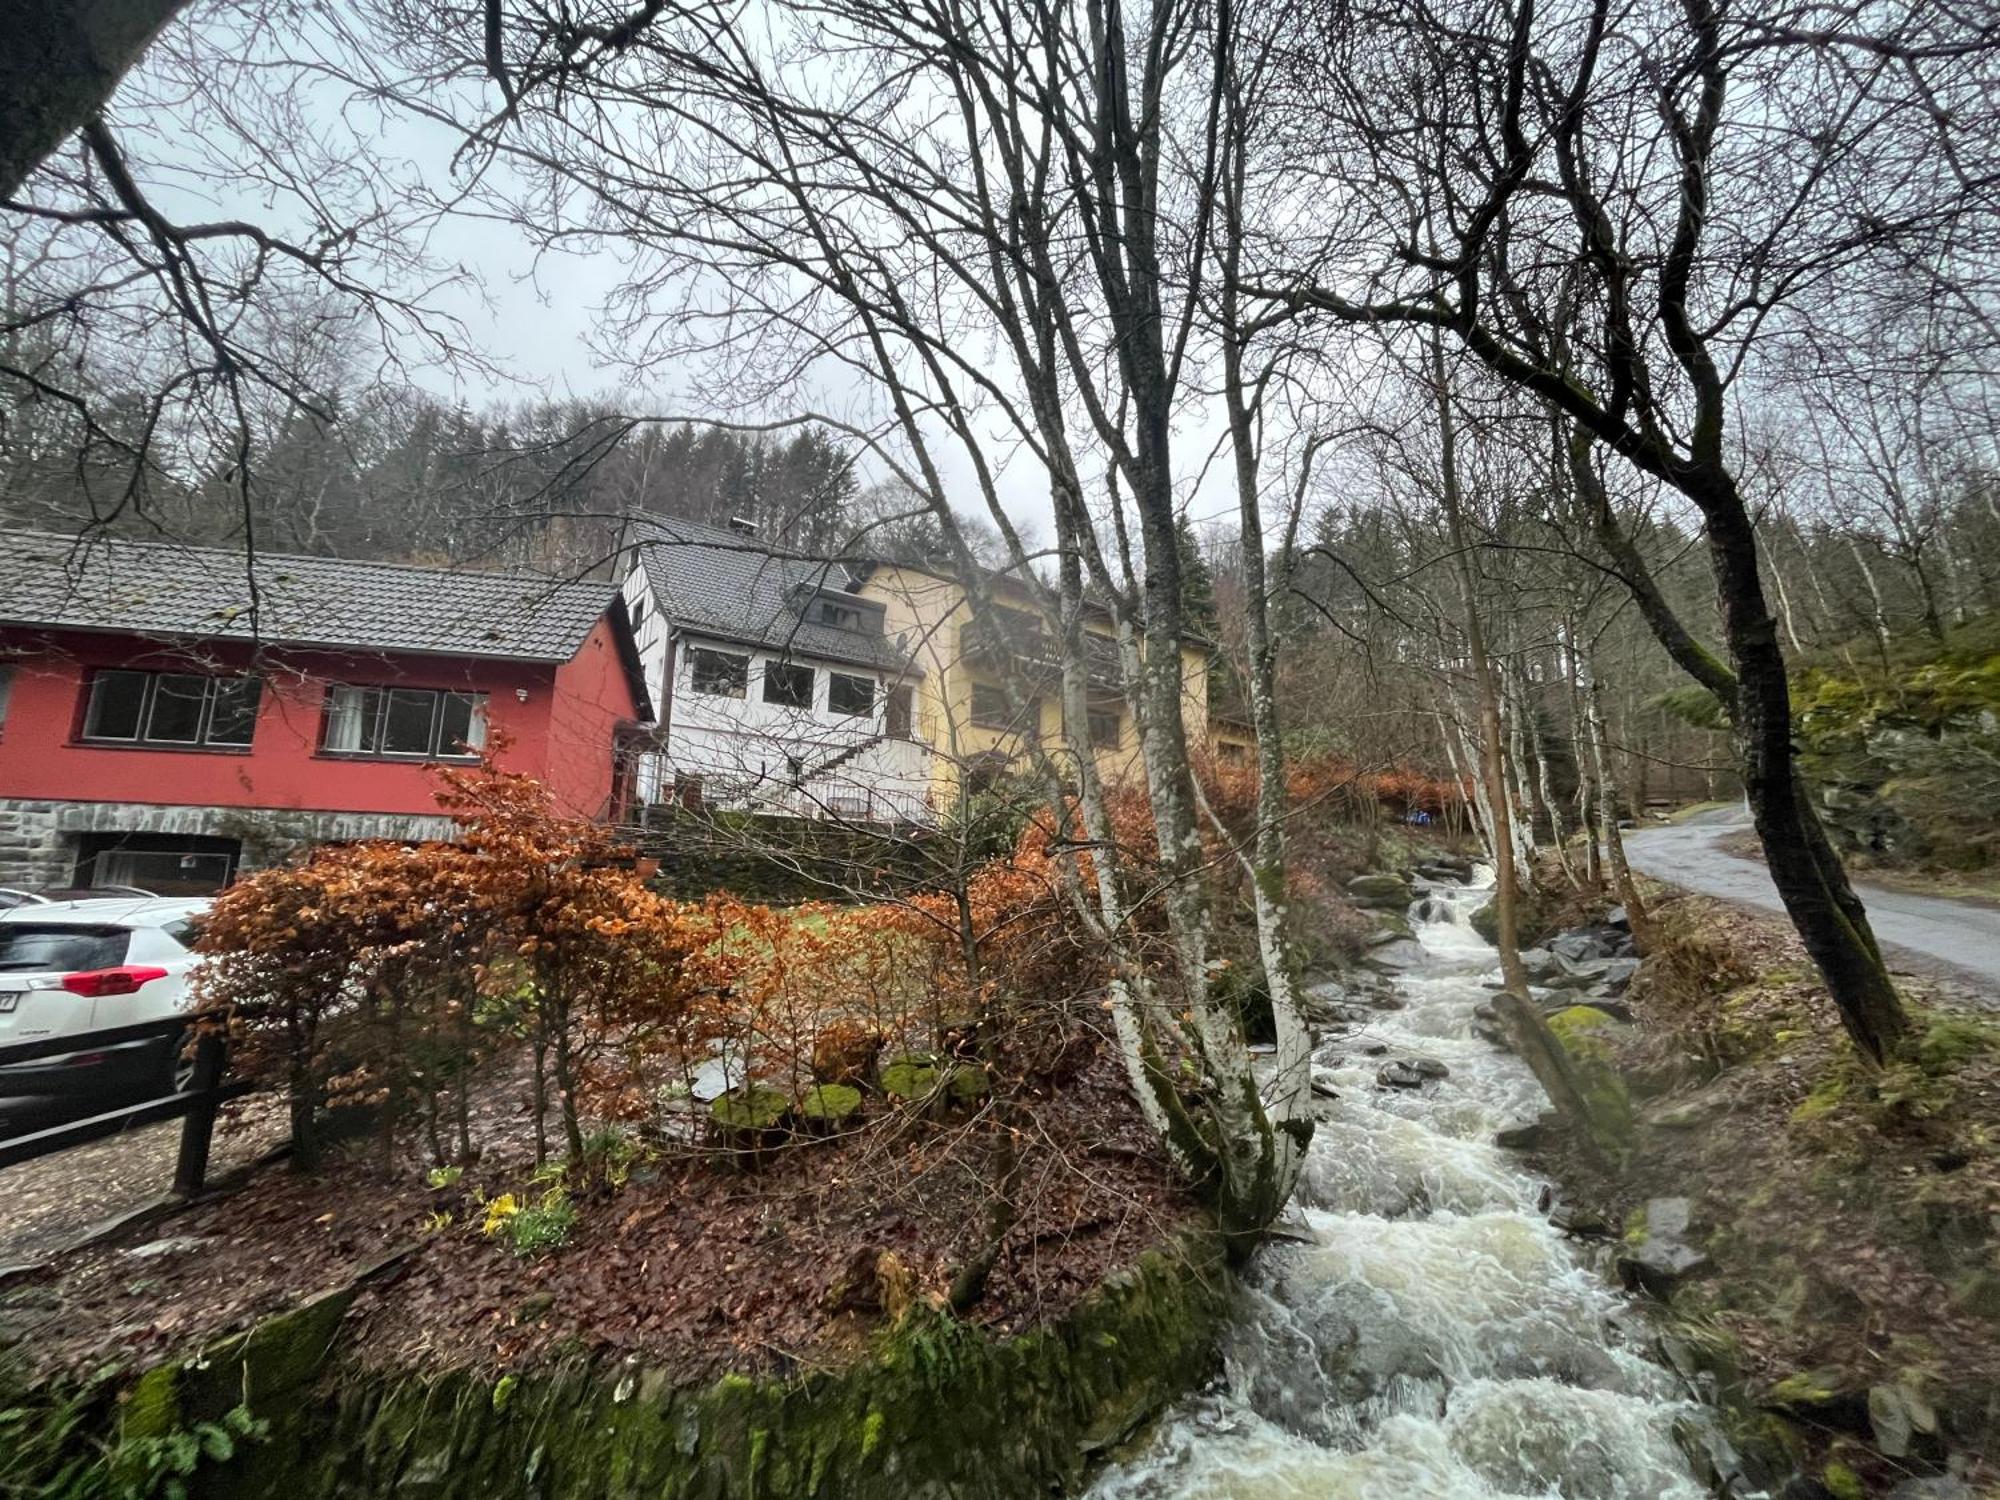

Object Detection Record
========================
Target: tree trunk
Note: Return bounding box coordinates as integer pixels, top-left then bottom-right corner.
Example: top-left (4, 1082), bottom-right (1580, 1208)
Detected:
top-left (1704, 486), bottom-right (1907, 1060)
top-left (1587, 677), bottom-right (1646, 928)
top-left (1, 0), bottom-right (192, 198)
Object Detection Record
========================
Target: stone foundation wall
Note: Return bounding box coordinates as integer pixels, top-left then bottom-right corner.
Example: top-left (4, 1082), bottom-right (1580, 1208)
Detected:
top-left (0, 800), bottom-right (459, 889)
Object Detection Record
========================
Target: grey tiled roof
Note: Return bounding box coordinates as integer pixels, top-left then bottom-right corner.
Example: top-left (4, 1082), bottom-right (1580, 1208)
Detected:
top-left (0, 530), bottom-right (620, 662)
top-left (630, 518), bottom-right (911, 673)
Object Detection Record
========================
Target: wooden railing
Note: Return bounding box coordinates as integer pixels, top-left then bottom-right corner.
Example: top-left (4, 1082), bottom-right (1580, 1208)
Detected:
top-left (0, 1019), bottom-right (252, 1196)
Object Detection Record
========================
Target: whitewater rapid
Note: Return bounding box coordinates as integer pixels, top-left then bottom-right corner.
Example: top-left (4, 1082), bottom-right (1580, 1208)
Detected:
top-left (1092, 873), bottom-right (1722, 1500)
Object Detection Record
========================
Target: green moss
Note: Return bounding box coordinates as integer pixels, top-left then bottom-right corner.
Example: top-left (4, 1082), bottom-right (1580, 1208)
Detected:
top-left (1822, 1460), bottom-right (1864, 1500)
top-left (119, 1364), bottom-right (182, 1444)
top-left (1915, 1015), bottom-right (1996, 1072)
top-left (55, 1229), bottom-right (1231, 1500)
top-left (879, 1054), bottom-right (941, 1102)
top-left (1790, 1073), bottom-right (1850, 1125)
top-left (710, 1086), bottom-right (790, 1131)
top-left (1769, 1369), bottom-right (1844, 1406)
top-left (799, 1084), bottom-right (863, 1124)
top-left (1548, 1004), bottom-right (1628, 1063)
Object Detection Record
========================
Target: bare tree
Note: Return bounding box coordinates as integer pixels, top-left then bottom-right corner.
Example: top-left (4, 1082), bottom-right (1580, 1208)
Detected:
top-left (1250, 0), bottom-right (2000, 1059)
top-left (338, 0), bottom-right (1325, 1235)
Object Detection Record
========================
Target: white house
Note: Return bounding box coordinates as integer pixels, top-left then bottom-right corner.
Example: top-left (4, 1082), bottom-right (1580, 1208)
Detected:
top-left (621, 518), bottom-right (934, 824)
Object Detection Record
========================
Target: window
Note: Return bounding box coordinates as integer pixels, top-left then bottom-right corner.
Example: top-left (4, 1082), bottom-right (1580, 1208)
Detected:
top-left (0, 924), bottom-right (129, 973)
top-left (886, 685), bottom-right (914, 740)
top-left (763, 661), bottom-right (814, 709)
top-left (1086, 707), bottom-right (1123, 749)
top-left (970, 682), bottom-right (1038, 731)
top-left (688, 647), bottom-right (749, 697)
top-left (818, 600), bottom-right (865, 631)
top-left (321, 685), bottom-right (487, 759)
top-left (82, 670), bottom-right (260, 750)
top-left (829, 673), bottom-right (875, 717)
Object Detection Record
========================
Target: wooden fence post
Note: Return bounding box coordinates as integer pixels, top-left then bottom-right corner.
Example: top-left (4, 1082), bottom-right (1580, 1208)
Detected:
top-left (171, 1030), bottom-right (228, 1199)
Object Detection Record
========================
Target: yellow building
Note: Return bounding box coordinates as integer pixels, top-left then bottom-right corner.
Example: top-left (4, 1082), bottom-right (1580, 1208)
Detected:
top-left (857, 562), bottom-right (1233, 808)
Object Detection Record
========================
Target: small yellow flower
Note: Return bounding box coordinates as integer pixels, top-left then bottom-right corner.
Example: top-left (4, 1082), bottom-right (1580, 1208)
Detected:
top-left (481, 1194), bottom-right (520, 1236)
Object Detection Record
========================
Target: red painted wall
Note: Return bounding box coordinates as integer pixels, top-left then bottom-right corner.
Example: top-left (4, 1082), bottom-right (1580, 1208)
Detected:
top-left (0, 626), bottom-right (638, 820)
top-left (546, 615), bottom-right (642, 819)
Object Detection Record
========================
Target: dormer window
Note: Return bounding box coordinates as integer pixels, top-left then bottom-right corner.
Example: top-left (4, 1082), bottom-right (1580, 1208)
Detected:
top-left (818, 600), bottom-right (866, 631)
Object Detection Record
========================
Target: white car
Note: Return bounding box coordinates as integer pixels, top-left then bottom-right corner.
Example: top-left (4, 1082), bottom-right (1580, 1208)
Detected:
top-left (0, 897), bottom-right (210, 1099)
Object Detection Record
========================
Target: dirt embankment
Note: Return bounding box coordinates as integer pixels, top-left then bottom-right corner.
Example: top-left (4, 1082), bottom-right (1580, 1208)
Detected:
top-left (1527, 881), bottom-right (2000, 1497)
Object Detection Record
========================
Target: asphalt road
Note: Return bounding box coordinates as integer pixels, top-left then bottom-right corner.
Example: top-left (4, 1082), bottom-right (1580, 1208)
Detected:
top-left (1624, 805), bottom-right (2000, 999)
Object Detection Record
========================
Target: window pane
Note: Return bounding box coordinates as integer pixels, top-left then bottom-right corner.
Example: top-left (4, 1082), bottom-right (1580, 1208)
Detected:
top-left (206, 677), bottom-right (261, 746)
top-left (763, 662), bottom-right (814, 708)
top-left (829, 674), bottom-right (873, 717)
top-left (886, 685), bottom-right (913, 740)
top-left (84, 671), bottom-right (148, 740)
top-left (0, 924), bottom-right (129, 972)
top-left (380, 688), bottom-right (437, 755)
top-left (437, 691), bottom-right (486, 756)
top-left (145, 675), bottom-right (207, 743)
top-left (689, 648), bottom-right (748, 697)
top-left (1087, 708), bottom-right (1122, 749)
top-left (323, 685), bottom-right (374, 752)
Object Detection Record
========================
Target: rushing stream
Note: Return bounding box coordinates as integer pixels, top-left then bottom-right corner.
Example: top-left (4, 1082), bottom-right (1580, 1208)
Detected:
top-left (1093, 870), bottom-right (1724, 1500)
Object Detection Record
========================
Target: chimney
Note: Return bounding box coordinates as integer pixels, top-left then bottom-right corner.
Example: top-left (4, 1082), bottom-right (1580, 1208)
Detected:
top-left (727, 515), bottom-right (758, 537)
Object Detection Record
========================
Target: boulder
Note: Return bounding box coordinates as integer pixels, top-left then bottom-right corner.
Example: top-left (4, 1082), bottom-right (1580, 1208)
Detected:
top-left (1551, 928), bottom-right (1619, 963)
top-left (1616, 1196), bottom-right (1711, 1297)
top-left (1494, 1118), bottom-right (1545, 1150)
top-left (1549, 1203), bottom-right (1614, 1238)
top-left (1375, 1060), bottom-right (1431, 1089)
top-left (1867, 1380), bottom-right (1940, 1460)
top-left (1346, 872), bottom-right (1414, 910)
top-left (1618, 1235), bottom-right (1711, 1297)
top-left (1605, 904), bottom-right (1631, 931)
top-left (1368, 911), bottom-right (1415, 944)
top-left (1517, 947), bottom-right (1559, 980)
top-left (1360, 939), bottom-right (1427, 971)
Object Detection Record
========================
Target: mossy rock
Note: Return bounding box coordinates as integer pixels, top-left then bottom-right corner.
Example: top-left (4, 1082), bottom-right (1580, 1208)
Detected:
top-left (1545, 1004), bottom-right (1637, 1151)
top-left (879, 1053), bottom-right (941, 1102)
top-left (945, 1066), bottom-right (990, 1105)
top-left (1371, 912), bottom-right (1415, 943)
top-left (710, 1086), bottom-right (790, 1132)
top-left (798, 1084), bottom-right (863, 1129)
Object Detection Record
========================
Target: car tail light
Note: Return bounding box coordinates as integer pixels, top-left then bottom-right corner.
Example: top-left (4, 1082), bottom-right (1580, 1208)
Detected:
top-left (59, 966), bottom-right (169, 998)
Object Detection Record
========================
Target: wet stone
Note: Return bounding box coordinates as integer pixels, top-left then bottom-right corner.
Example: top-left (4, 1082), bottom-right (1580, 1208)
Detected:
top-left (1549, 1203), bottom-right (1613, 1238)
top-left (1494, 1119), bottom-right (1545, 1150)
top-left (1375, 1059), bottom-right (1445, 1090)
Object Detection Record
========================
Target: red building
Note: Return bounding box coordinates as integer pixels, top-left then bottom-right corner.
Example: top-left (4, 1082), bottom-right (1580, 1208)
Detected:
top-left (0, 532), bottom-right (651, 894)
